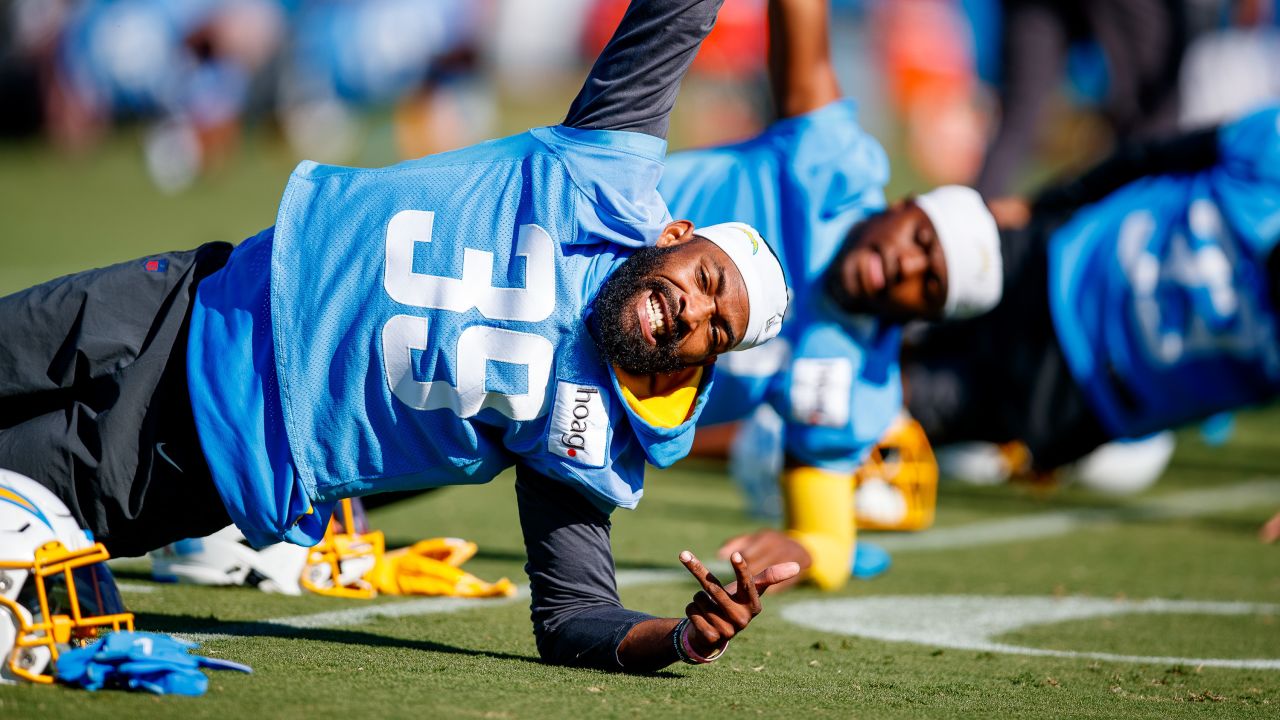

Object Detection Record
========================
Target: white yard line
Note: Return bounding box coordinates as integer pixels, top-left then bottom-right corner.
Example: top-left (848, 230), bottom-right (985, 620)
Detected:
top-left (874, 478), bottom-right (1280, 552)
top-left (172, 479), bottom-right (1279, 646)
top-left (782, 595), bottom-right (1280, 670)
top-left (114, 582), bottom-right (157, 594)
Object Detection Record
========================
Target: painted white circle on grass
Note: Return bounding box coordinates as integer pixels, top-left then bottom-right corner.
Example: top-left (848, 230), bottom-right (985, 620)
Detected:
top-left (782, 595), bottom-right (1280, 670)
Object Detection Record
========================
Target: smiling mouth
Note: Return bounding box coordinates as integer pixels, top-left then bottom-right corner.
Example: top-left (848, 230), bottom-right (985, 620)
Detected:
top-left (646, 291), bottom-right (670, 342)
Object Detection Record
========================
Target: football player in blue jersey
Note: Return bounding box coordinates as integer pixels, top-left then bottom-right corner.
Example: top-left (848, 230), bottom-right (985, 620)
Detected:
top-left (0, 0), bottom-right (798, 672)
top-left (660, 0), bottom-right (1005, 591)
top-left (147, 0), bottom-right (1007, 598)
top-left (902, 106), bottom-right (1280, 487)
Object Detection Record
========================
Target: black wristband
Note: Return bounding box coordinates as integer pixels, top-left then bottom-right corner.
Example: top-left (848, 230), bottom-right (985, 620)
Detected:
top-left (672, 618), bottom-right (699, 665)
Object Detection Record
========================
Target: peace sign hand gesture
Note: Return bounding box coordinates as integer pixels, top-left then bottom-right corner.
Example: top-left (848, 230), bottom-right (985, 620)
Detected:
top-left (677, 549), bottom-right (801, 659)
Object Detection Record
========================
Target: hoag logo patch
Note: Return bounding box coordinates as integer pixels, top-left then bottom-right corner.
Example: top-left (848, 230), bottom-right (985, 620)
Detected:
top-left (548, 381), bottom-right (608, 467)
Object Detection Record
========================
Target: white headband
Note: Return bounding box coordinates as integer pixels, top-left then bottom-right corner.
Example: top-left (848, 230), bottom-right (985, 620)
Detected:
top-left (914, 186), bottom-right (1003, 319)
top-left (696, 222), bottom-right (788, 350)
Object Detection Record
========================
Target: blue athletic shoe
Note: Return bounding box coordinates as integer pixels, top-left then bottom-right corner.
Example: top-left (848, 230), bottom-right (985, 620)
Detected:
top-left (852, 541), bottom-right (891, 580)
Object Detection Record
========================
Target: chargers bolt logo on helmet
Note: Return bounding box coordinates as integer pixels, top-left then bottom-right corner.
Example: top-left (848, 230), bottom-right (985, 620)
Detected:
top-left (0, 469), bottom-right (135, 684)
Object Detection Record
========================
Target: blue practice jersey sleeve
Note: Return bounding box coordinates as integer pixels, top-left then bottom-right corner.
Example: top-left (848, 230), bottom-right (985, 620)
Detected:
top-left (564, 0), bottom-right (724, 139)
top-left (516, 464), bottom-right (654, 670)
top-left (1214, 107), bottom-right (1280, 260)
top-left (530, 126), bottom-right (671, 250)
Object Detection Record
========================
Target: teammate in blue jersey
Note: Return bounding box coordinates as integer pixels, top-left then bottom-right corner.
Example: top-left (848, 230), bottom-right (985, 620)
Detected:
top-left (0, 0), bottom-right (798, 672)
top-left (904, 106), bottom-right (1280, 480)
top-left (658, 0), bottom-right (1005, 590)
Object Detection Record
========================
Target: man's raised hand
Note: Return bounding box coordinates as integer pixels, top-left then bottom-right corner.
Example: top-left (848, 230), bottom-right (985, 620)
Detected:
top-left (678, 550), bottom-right (800, 657)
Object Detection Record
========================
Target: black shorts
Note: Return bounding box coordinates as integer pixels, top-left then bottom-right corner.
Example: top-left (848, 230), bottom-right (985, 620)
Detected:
top-left (903, 222), bottom-right (1111, 470)
top-left (0, 244), bottom-right (234, 557)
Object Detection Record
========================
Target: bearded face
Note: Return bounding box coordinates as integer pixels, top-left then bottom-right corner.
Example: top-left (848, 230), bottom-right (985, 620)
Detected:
top-left (591, 244), bottom-right (688, 376)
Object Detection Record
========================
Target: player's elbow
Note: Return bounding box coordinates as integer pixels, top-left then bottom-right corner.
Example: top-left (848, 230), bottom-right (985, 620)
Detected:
top-left (531, 622), bottom-right (573, 665)
top-left (530, 603), bottom-right (653, 671)
top-left (531, 611), bottom-right (587, 665)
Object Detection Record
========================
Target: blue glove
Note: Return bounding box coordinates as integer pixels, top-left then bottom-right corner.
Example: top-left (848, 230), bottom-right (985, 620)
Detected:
top-left (56, 631), bottom-right (251, 696)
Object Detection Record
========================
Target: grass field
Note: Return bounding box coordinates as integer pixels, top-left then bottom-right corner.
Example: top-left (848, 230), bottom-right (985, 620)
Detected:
top-left (1, 129), bottom-right (1279, 719)
top-left (2, 430), bottom-right (1277, 719)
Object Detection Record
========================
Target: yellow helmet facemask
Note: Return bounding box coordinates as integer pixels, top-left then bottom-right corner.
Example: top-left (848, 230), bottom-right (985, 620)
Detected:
top-left (854, 416), bottom-right (939, 532)
top-left (300, 499), bottom-right (386, 599)
top-left (1, 473), bottom-right (135, 685)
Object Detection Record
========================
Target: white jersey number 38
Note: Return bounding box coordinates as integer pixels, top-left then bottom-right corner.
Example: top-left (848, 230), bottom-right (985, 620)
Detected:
top-left (381, 209), bottom-right (555, 421)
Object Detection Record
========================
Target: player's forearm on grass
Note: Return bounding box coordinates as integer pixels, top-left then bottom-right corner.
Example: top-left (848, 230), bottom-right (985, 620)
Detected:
top-left (767, 0), bottom-right (841, 119)
top-left (616, 617), bottom-right (682, 671)
top-left (563, 0), bottom-right (725, 139)
top-left (515, 465), bottom-right (658, 671)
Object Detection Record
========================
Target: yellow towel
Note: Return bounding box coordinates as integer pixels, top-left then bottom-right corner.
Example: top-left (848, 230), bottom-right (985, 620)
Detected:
top-left (371, 537), bottom-right (516, 598)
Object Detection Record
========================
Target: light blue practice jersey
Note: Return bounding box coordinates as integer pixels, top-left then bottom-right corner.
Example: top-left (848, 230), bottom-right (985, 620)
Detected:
top-left (660, 100), bottom-right (899, 472)
top-left (1051, 106), bottom-right (1280, 437)
top-left (188, 126), bottom-right (713, 547)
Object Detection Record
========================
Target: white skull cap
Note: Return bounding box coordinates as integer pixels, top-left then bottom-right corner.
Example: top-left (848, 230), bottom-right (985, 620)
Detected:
top-left (913, 186), bottom-right (1003, 319)
top-left (695, 222), bottom-right (788, 350)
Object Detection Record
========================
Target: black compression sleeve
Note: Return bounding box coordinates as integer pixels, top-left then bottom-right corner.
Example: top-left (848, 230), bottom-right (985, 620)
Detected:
top-left (563, 0), bottom-right (724, 138)
top-left (515, 465), bottom-right (654, 671)
top-left (1032, 126), bottom-right (1221, 217)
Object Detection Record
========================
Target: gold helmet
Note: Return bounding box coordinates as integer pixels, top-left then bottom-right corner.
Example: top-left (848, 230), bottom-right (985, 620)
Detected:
top-left (0, 470), bottom-right (134, 684)
top-left (854, 415), bottom-right (939, 532)
top-left (150, 498), bottom-right (384, 598)
top-left (300, 499), bottom-right (386, 599)
top-left (153, 498), bottom-right (511, 600)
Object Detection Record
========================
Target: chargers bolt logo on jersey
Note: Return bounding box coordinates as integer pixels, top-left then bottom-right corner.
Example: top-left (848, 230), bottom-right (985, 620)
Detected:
top-left (549, 382), bottom-right (608, 467)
